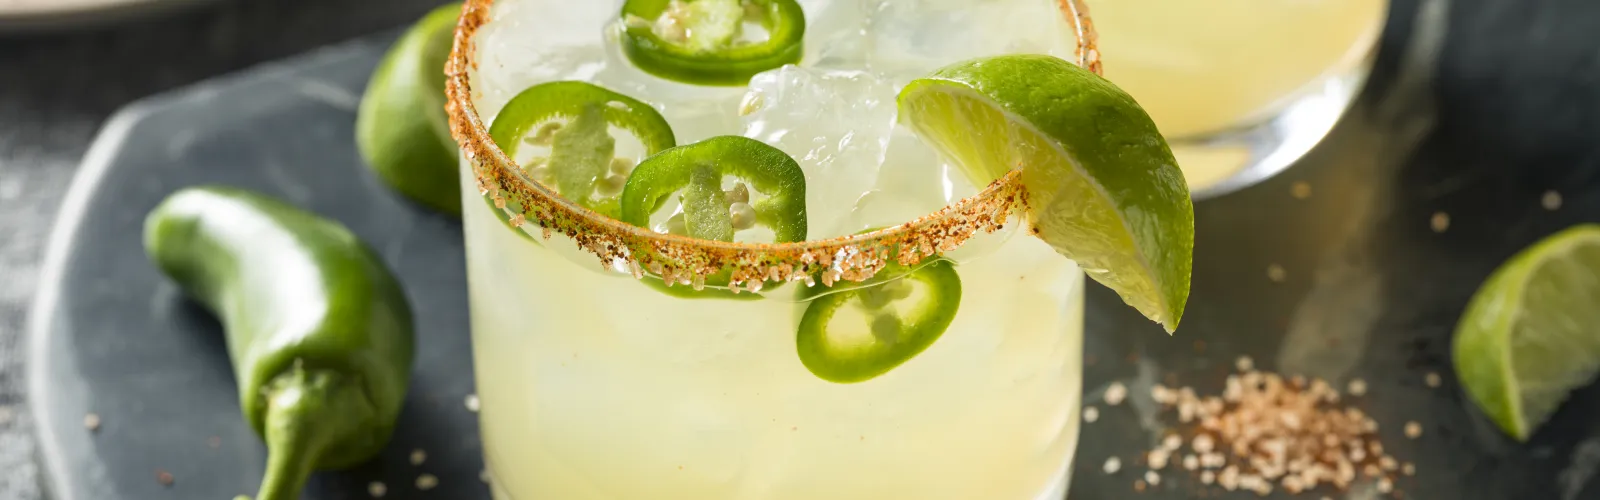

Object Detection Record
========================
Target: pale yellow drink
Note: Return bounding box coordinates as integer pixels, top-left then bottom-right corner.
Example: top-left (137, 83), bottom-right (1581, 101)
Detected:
top-left (463, 192), bottom-right (1084, 499)
top-left (1094, 0), bottom-right (1387, 138)
top-left (461, 0), bottom-right (1090, 498)
top-left (1093, 0), bottom-right (1388, 186)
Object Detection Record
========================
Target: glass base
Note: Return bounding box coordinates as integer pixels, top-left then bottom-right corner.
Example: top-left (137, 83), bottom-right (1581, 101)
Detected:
top-left (483, 454), bottom-right (1077, 500)
top-left (1176, 56), bottom-right (1374, 200)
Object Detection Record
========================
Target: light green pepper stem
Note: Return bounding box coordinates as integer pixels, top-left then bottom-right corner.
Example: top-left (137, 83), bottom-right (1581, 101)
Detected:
top-left (239, 365), bottom-right (377, 500)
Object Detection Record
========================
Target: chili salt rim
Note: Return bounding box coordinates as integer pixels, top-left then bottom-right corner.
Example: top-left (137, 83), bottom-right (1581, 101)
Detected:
top-left (444, 0), bottom-right (1103, 288)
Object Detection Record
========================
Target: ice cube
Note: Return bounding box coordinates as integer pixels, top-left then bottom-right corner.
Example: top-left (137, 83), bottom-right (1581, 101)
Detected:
top-left (862, 0), bottom-right (1075, 82)
top-left (740, 65), bottom-right (897, 239)
top-left (593, 24), bottom-right (747, 144)
top-left (799, 0), bottom-right (871, 69)
top-left (473, 0), bottom-right (618, 117)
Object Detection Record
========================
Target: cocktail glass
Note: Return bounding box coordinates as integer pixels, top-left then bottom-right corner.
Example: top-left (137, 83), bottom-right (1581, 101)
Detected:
top-left (446, 0), bottom-right (1103, 498)
top-left (1092, 0), bottom-right (1389, 197)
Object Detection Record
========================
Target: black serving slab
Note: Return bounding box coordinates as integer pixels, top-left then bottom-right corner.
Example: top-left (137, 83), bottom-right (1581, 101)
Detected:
top-left (29, 33), bottom-right (488, 500)
top-left (28, 0), bottom-right (1600, 498)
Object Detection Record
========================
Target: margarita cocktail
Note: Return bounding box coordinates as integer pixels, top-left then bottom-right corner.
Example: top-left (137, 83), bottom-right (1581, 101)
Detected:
top-left (446, 0), bottom-right (1193, 498)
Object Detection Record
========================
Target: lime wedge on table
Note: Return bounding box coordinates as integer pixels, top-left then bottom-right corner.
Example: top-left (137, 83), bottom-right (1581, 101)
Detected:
top-left (897, 55), bottom-right (1193, 332)
top-left (356, 3), bottom-right (462, 214)
top-left (1454, 224), bottom-right (1600, 441)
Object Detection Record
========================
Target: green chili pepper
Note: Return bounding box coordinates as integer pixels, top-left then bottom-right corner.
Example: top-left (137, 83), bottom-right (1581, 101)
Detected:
top-left (620, 0), bottom-right (806, 86)
top-left (143, 187), bottom-right (415, 500)
top-left (489, 81), bottom-right (677, 219)
top-left (796, 259), bottom-right (962, 383)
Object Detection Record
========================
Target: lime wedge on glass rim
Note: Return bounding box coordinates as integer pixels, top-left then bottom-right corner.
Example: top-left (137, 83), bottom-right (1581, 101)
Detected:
top-left (897, 55), bottom-right (1194, 332)
top-left (1454, 224), bottom-right (1600, 441)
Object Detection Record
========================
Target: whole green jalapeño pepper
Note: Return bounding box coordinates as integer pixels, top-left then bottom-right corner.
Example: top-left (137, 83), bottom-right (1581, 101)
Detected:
top-left (143, 187), bottom-right (415, 500)
top-left (489, 80), bottom-right (677, 224)
top-left (620, 0), bottom-right (806, 86)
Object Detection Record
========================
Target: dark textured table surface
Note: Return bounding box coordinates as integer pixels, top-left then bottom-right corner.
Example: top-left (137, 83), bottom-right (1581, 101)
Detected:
top-left (0, 1), bottom-right (454, 497)
top-left (5, 0), bottom-right (1600, 498)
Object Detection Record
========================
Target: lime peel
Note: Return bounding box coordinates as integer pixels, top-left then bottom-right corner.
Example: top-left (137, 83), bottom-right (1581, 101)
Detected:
top-left (897, 54), bottom-right (1193, 332)
top-left (1454, 224), bottom-right (1600, 441)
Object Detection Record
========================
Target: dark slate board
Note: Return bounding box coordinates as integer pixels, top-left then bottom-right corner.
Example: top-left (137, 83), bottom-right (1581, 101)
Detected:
top-left (27, 0), bottom-right (1600, 498)
top-left (28, 33), bottom-right (488, 500)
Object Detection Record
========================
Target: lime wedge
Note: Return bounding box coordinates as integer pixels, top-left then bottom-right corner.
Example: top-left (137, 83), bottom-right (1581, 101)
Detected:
top-left (356, 3), bottom-right (462, 214)
top-left (897, 55), bottom-right (1193, 332)
top-left (1454, 224), bottom-right (1600, 441)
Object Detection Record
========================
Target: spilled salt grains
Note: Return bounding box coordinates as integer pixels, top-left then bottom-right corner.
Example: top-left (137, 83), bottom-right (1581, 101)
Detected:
top-left (410, 449), bottom-right (428, 466)
top-left (1543, 190), bottom-right (1563, 211)
top-left (1105, 382), bottom-right (1128, 406)
top-left (1104, 456), bottom-right (1123, 474)
top-left (1130, 367), bottom-right (1416, 498)
top-left (464, 394), bottom-right (481, 412)
top-left (416, 474), bottom-right (439, 491)
top-left (1267, 264), bottom-right (1287, 283)
top-left (1145, 470), bottom-right (1162, 486)
top-left (1405, 421), bottom-right (1423, 439)
top-left (1149, 449), bottom-right (1170, 470)
top-left (1347, 378), bottom-right (1367, 396)
top-left (1424, 372), bottom-right (1442, 388)
top-left (83, 413), bottom-right (101, 432)
top-left (1084, 406), bottom-right (1100, 423)
top-left (1162, 434), bottom-right (1183, 451)
top-left (1292, 182), bottom-right (1313, 199)
top-left (368, 481), bottom-right (388, 498)
top-left (1430, 212), bottom-right (1451, 233)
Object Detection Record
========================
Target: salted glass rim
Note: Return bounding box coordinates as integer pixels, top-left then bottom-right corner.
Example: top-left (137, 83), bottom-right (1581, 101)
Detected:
top-left (444, 0), bottom-right (1102, 290)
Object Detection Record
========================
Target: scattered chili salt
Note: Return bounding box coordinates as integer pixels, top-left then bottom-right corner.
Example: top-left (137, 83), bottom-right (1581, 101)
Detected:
top-left (1291, 182), bottom-right (1313, 199)
top-left (1105, 382), bottom-right (1128, 406)
top-left (1543, 190), bottom-right (1563, 211)
top-left (1125, 366), bottom-right (1415, 497)
top-left (1430, 212), bottom-right (1450, 233)
top-left (416, 474), bottom-right (439, 490)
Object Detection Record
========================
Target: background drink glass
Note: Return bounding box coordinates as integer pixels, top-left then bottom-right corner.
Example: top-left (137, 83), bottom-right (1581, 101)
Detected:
top-left (1091, 0), bottom-right (1390, 198)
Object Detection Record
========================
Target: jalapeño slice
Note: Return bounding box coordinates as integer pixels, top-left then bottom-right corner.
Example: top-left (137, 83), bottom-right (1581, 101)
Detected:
top-left (620, 135), bottom-right (807, 297)
top-left (797, 259), bottom-right (962, 384)
top-left (620, 135), bottom-right (807, 243)
top-left (489, 81), bottom-right (676, 220)
top-left (620, 0), bottom-right (806, 86)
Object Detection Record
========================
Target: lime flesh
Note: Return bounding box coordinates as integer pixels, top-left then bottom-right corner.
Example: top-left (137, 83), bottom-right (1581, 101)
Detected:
top-left (897, 55), bottom-right (1193, 332)
top-left (1454, 224), bottom-right (1600, 441)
